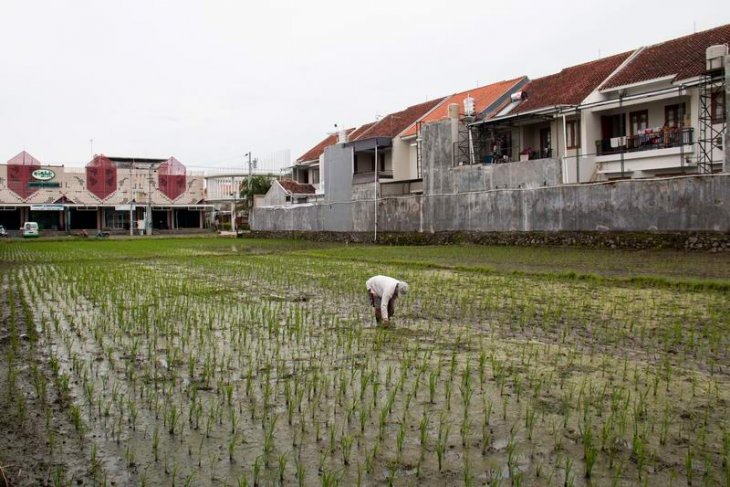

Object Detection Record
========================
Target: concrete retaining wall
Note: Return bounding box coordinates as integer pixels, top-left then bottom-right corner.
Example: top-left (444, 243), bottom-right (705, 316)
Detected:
top-left (252, 121), bottom-right (730, 235)
top-left (252, 174), bottom-right (730, 233)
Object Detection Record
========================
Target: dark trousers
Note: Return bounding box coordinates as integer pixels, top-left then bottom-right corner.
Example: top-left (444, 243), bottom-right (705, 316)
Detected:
top-left (368, 291), bottom-right (395, 318)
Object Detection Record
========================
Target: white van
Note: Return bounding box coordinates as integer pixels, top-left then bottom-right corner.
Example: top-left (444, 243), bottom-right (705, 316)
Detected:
top-left (23, 222), bottom-right (39, 238)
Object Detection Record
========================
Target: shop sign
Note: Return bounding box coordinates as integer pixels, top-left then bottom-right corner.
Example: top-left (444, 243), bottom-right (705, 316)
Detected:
top-left (30, 204), bottom-right (65, 211)
top-left (28, 181), bottom-right (61, 188)
top-left (31, 169), bottom-right (56, 181)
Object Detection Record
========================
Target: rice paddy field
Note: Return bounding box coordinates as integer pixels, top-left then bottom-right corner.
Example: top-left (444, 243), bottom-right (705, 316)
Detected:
top-left (1, 237), bottom-right (729, 486)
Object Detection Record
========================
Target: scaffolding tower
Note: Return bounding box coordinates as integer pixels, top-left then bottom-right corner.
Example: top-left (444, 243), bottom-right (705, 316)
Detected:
top-left (415, 121), bottom-right (424, 178)
top-left (697, 51), bottom-right (727, 174)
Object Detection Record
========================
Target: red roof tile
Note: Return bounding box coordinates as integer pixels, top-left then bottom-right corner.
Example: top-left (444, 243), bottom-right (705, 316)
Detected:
top-left (351, 98), bottom-right (446, 141)
top-left (278, 179), bottom-right (316, 194)
top-left (347, 122), bottom-right (377, 141)
top-left (401, 78), bottom-right (525, 137)
top-left (296, 129), bottom-right (354, 163)
top-left (602, 24), bottom-right (730, 89)
top-left (511, 51), bottom-right (632, 114)
top-left (296, 100), bottom-right (443, 162)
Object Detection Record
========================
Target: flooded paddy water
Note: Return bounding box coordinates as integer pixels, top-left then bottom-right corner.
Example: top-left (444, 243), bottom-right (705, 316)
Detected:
top-left (1, 238), bottom-right (729, 486)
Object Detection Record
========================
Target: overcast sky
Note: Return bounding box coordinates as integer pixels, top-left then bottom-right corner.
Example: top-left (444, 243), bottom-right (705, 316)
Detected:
top-left (1, 0), bottom-right (728, 171)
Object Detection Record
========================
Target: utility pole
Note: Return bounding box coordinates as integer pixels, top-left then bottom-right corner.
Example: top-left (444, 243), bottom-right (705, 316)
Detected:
top-left (129, 163), bottom-right (134, 236)
top-left (146, 164), bottom-right (153, 235)
top-left (374, 142), bottom-right (378, 242)
top-left (231, 175), bottom-right (237, 233)
top-left (246, 152), bottom-right (253, 203)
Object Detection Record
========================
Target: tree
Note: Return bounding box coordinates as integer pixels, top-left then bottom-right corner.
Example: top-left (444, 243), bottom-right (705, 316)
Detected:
top-left (238, 175), bottom-right (273, 209)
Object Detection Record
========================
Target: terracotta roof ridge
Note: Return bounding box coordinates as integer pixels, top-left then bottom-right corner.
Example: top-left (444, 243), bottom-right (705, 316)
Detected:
top-left (543, 50), bottom-right (633, 77)
top-left (597, 46), bottom-right (646, 90)
top-left (446, 76), bottom-right (526, 97)
top-left (642, 23), bottom-right (730, 50)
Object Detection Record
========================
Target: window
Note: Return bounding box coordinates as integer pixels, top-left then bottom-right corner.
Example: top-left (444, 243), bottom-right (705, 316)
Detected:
top-left (629, 110), bottom-right (649, 135)
top-left (311, 168), bottom-right (320, 185)
top-left (601, 114), bottom-right (625, 138)
top-left (712, 91), bottom-right (726, 124)
top-left (566, 120), bottom-right (580, 149)
top-left (665, 103), bottom-right (685, 128)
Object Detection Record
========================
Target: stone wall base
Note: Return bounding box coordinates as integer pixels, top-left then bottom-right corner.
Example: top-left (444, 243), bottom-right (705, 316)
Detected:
top-left (249, 230), bottom-right (730, 252)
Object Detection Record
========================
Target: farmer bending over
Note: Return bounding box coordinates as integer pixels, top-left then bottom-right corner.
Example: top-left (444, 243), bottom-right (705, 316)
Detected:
top-left (366, 275), bottom-right (409, 327)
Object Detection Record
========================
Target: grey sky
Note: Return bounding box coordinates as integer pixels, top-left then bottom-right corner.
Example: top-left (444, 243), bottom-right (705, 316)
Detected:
top-left (1, 0), bottom-right (728, 171)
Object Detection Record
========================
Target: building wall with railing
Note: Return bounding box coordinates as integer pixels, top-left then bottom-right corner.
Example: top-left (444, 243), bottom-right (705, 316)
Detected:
top-left (726, 55), bottom-right (730, 170)
top-left (428, 122), bottom-right (563, 193)
top-left (580, 84), bottom-right (711, 179)
top-left (252, 174), bottom-right (730, 233)
top-left (252, 119), bottom-right (730, 233)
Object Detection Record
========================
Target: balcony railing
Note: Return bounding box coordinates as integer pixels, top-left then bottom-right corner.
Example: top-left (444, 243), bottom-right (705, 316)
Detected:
top-left (596, 127), bottom-right (694, 156)
top-left (380, 178), bottom-right (423, 196)
top-left (352, 170), bottom-right (394, 184)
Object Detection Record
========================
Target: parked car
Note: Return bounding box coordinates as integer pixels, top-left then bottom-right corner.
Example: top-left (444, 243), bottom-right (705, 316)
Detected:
top-left (0, 225), bottom-right (7, 237)
top-left (22, 222), bottom-right (39, 238)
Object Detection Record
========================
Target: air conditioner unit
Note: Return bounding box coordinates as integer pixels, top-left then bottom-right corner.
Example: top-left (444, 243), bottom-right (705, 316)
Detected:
top-left (706, 44), bottom-right (728, 71)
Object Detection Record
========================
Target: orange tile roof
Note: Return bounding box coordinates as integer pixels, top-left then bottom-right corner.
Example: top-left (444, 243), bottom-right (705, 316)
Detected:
top-left (278, 179), bottom-right (316, 194)
top-left (346, 122), bottom-right (377, 141)
top-left (296, 100), bottom-right (442, 162)
top-left (509, 51), bottom-right (632, 114)
top-left (296, 129), bottom-right (354, 164)
top-left (351, 98), bottom-right (446, 141)
top-left (401, 78), bottom-right (526, 137)
top-left (602, 24), bottom-right (730, 89)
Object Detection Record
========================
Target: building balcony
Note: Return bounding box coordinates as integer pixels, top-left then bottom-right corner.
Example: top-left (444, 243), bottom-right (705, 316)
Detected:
top-left (595, 127), bottom-right (693, 156)
top-left (380, 178), bottom-right (423, 196)
top-left (352, 170), bottom-right (394, 184)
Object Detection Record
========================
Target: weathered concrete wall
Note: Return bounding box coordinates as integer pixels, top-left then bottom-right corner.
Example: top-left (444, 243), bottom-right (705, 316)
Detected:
top-left (352, 183), bottom-right (374, 201)
top-left (423, 121), bottom-right (562, 194)
top-left (260, 181), bottom-right (288, 206)
top-left (321, 144), bottom-right (354, 231)
top-left (252, 174), bottom-right (730, 233)
top-left (252, 121), bottom-right (730, 234)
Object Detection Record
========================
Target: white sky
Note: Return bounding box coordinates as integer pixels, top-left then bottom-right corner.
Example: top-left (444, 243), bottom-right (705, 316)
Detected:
top-left (1, 0), bottom-right (728, 170)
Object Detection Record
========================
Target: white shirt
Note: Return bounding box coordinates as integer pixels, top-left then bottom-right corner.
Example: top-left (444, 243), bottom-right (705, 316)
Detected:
top-left (366, 275), bottom-right (401, 321)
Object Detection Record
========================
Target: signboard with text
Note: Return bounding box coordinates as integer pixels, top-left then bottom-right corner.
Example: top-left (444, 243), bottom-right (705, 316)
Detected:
top-left (30, 204), bottom-right (65, 211)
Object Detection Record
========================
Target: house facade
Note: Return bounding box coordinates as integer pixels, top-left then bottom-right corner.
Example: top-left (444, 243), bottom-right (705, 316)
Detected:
top-left (470, 51), bottom-right (634, 184)
top-left (394, 77), bottom-right (528, 181)
top-left (585, 24), bottom-right (729, 180)
top-left (0, 151), bottom-right (206, 233)
top-left (254, 24), bottom-right (729, 234)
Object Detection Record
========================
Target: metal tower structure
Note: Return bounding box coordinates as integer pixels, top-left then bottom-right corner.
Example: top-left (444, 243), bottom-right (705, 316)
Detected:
top-left (697, 48), bottom-right (727, 174)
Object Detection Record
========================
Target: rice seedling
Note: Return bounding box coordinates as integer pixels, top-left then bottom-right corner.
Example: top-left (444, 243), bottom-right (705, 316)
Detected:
top-left (2, 238), bottom-right (727, 485)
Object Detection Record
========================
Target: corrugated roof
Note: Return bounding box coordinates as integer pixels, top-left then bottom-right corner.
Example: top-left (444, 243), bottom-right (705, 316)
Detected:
top-left (510, 51), bottom-right (633, 114)
top-left (278, 179), bottom-right (316, 194)
top-left (602, 24), bottom-right (730, 89)
top-left (351, 98), bottom-right (446, 141)
top-left (401, 78), bottom-right (526, 137)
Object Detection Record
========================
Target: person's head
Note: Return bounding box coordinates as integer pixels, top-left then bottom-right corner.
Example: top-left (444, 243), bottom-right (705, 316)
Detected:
top-left (398, 281), bottom-right (409, 296)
